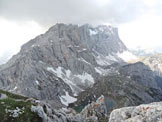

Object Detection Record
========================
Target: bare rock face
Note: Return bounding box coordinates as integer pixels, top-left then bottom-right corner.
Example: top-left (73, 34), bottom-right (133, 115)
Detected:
top-left (109, 102), bottom-right (162, 122)
top-left (31, 95), bottom-right (108, 122)
top-left (80, 95), bottom-right (108, 121)
top-left (140, 54), bottom-right (162, 77)
top-left (70, 65), bottom-right (162, 116)
top-left (0, 23), bottom-right (127, 108)
top-left (137, 54), bottom-right (162, 89)
top-left (119, 62), bottom-right (160, 90)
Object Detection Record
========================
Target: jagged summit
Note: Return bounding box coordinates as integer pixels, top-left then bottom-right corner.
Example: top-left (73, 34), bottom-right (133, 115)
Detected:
top-left (0, 23), bottom-right (162, 122)
top-left (21, 23), bottom-right (126, 54)
top-left (0, 23), bottom-right (127, 108)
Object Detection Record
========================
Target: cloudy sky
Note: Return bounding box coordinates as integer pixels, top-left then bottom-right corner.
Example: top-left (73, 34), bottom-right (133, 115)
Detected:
top-left (0, 0), bottom-right (162, 63)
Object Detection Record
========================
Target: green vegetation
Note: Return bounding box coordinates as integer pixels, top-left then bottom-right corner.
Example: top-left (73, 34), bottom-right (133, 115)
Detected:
top-left (0, 89), bottom-right (42, 122)
top-left (98, 117), bottom-right (108, 122)
top-left (73, 102), bottom-right (87, 113)
top-left (0, 89), bottom-right (27, 100)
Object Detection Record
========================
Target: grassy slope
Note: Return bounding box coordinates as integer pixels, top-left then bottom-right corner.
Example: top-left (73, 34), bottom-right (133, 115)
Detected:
top-left (0, 89), bottom-right (42, 122)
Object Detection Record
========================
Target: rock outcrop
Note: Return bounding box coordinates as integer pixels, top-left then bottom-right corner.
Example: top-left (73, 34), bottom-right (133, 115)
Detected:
top-left (0, 23), bottom-right (162, 121)
top-left (128, 54), bottom-right (162, 90)
top-left (71, 64), bottom-right (162, 115)
top-left (109, 101), bottom-right (162, 122)
top-left (135, 54), bottom-right (162, 77)
top-left (119, 62), bottom-right (161, 90)
top-left (0, 23), bottom-right (127, 108)
top-left (0, 89), bottom-right (42, 122)
top-left (31, 95), bottom-right (108, 122)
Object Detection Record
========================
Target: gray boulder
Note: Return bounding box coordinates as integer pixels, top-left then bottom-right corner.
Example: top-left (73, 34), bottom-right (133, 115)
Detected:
top-left (109, 101), bottom-right (162, 122)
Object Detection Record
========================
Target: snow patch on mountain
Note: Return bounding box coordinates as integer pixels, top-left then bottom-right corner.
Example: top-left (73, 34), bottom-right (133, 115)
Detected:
top-left (78, 58), bottom-right (91, 65)
top-left (76, 72), bottom-right (94, 84)
top-left (35, 80), bottom-right (40, 85)
top-left (95, 54), bottom-right (119, 66)
top-left (106, 55), bottom-right (118, 62)
top-left (95, 67), bottom-right (103, 75)
top-left (95, 67), bottom-right (111, 76)
top-left (47, 66), bottom-right (94, 93)
top-left (59, 91), bottom-right (77, 106)
top-left (89, 29), bottom-right (98, 35)
top-left (47, 67), bottom-right (77, 92)
top-left (47, 67), bottom-right (63, 78)
top-left (95, 55), bottom-right (110, 66)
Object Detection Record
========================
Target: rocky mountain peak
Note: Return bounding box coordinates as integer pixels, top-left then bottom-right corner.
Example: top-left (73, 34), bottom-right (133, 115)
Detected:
top-left (0, 23), bottom-right (128, 108)
top-left (0, 23), bottom-right (162, 121)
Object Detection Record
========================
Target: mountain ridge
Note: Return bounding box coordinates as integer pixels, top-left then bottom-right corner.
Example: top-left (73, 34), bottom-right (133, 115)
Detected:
top-left (0, 23), bottom-right (127, 108)
top-left (0, 23), bottom-right (162, 122)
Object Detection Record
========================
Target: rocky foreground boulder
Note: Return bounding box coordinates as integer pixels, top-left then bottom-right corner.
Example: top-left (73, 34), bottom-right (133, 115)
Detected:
top-left (32, 95), bottom-right (108, 122)
top-left (0, 88), bottom-right (108, 122)
top-left (109, 102), bottom-right (162, 122)
top-left (1, 87), bottom-right (162, 122)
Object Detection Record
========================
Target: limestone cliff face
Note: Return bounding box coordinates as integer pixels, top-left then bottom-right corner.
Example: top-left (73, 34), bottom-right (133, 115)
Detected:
top-left (0, 23), bottom-right (127, 108)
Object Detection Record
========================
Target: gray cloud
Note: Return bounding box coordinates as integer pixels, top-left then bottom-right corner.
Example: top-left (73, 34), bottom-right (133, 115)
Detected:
top-left (0, 0), bottom-right (155, 27)
top-left (0, 0), bottom-right (162, 64)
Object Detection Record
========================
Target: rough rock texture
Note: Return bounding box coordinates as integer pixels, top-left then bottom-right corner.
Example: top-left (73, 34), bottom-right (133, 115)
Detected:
top-left (71, 65), bottom-right (162, 115)
top-left (0, 23), bottom-right (127, 108)
top-left (0, 89), bottom-right (43, 122)
top-left (135, 54), bottom-right (162, 77)
top-left (128, 53), bottom-right (162, 90)
top-left (31, 95), bottom-right (108, 122)
top-left (109, 101), bottom-right (162, 122)
top-left (80, 95), bottom-right (108, 121)
top-left (119, 62), bottom-right (161, 90)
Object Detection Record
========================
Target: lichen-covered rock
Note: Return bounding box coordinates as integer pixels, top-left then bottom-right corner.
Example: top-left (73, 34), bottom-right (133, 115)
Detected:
top-left (109, 102), bottom-right (162, 122)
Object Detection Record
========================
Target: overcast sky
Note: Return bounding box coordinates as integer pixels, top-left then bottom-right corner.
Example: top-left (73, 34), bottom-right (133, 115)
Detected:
top-left (0, 0), bottom-right (162, 63)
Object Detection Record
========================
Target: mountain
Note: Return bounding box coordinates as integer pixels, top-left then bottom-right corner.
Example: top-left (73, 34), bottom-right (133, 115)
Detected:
top-left (70, 62), bottom-right (162, 115)
top-left (0, 23), bottom-right (162, 122)
top-left (130, 48), bottom-right (156, 56)
top-left (129, 53), bottom-right (162, 90)
top-left (133, 54), bottom-right (162, 77)
top-left (0, 23), bottom-right (127, 108)
top-left (0, 87), bottom-right (108, 122)
top-left (119, 62), bottom-right (162, 90)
